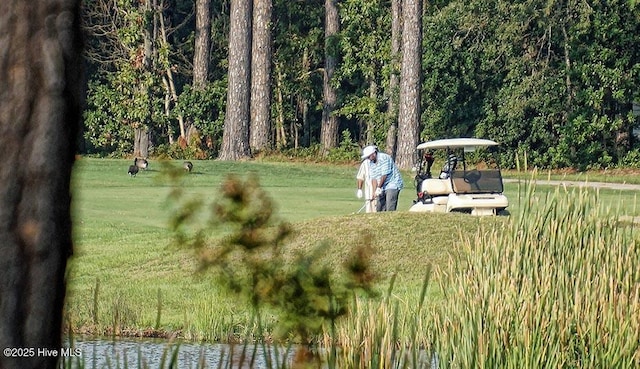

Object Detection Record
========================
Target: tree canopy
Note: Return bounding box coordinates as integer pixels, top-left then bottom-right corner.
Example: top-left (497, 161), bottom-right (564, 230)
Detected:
top-left (81, 0), bottom-right (640, 169)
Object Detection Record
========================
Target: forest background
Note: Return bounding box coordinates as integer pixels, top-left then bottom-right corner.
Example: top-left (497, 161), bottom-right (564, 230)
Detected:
top-left (82, 0), bottom-right (640, 170)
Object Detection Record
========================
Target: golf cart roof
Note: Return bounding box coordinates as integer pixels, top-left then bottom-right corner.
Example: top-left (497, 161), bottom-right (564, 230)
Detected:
top-left (416, 138), bottom-right (499, 150)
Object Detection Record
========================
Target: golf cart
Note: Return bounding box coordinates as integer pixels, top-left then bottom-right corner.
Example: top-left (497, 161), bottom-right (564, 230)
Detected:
top-left (409, 138), bottom-right (508, 215)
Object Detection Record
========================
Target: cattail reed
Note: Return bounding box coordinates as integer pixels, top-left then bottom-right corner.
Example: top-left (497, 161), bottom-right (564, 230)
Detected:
top-left (431, 183), bottom-right (640, 368)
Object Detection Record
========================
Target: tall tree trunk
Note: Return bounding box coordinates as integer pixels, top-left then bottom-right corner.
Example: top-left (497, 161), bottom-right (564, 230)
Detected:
top-left (159, 3), bottom-right (184, 144)
top-left (193, 0), bottom-right (211, 89)
top-left (396, 0), bottom-right (422, 169)
top-left (250, 0), bottom-right (273, 153)
top-left (188, 0), bottom-right (211, 149)
top-left (134, 129), bottom-right (151, 158)
top-left (0, 1), bottom-right (83, 368)
top-left (300, 47), bottom-right (311, 147)
top-left (135, 0), bottom-right (155, 158)
top-left (367, 79), bottom-right (378, 145)
top-left (142, 0), bottom-right (155, 71)
top-left (386, 0), bottom-right (402, 156)
top-left (561, 4), bottom-right (573, 112)
top-left (274, 64), bottom-right (287, 149)
top-left (299, 97), bottom-right (310, 147)
top-left (219, 0), bottom-right (252, 160)
top-left (321, 0), bottom-right (340, 155)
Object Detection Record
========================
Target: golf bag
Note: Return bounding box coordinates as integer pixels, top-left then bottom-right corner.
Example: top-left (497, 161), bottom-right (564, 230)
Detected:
top-left (414, 152), bottom-right (435, 203)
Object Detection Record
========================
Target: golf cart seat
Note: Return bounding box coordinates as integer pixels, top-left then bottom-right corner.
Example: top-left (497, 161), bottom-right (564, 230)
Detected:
top-left (414, 178), bottom-right (452, 206)
top-left (420, 178), bottom-right (453, 196)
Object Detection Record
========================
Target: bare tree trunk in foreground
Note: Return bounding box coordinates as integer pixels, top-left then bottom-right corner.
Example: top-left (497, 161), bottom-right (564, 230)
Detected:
top-left (0, 1), bottom-right (83, 368)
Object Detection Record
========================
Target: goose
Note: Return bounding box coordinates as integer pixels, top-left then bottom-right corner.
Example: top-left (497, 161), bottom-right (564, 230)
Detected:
top-left (183, 161), bottom-right (193, 172)
top-left (135, 157), bottom-right (149, 170)
top-left (128, 164), bottom-right (139, 177)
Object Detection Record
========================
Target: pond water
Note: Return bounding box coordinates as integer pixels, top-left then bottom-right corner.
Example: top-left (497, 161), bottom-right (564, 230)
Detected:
top-left (65, 337), bottom-right (297, 369)
top-left (63, 337), bottom-right (438, 368)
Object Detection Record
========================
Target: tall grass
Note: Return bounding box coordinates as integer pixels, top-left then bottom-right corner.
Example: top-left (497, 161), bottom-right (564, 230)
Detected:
top-left (431, 183), bottom-right (640, 368)
top-left (322, 272), bottom-right (435, 368)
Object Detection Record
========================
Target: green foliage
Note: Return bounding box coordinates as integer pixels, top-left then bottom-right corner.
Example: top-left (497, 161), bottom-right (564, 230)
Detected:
top-left (167, 172), bottom-right (377, 344)
top-left (82, 0), bottom-right (173, 157)
top-left (326, 130), bottom-right (361, 163)
top-left (81, 0), bottom-right (640, 167)
top-left (619, 148), bottom-right (640, 168)
top-left (421, 1), bottom-right (486, 141)
top-left (150, 81), bottom-right (228, 159)
top-left (173, 82), bottom-right (227, 140)
top-left (82, 0), bottom-right (221, 158)
top-left (83, 81), bottom-right (134, 156)
top-left (154, 142), bottom-right (208, 160)
top-left (335, 0), bottom-right (392, 145)
top-left (277, 144), bottom-right (324, 162)
top-left (83, 68), bottom-right (167, 157)
top-left (423, 0), bottom-right (640, 169)
top-left (275, 132), bottom-right (360, 164)
top-left (271, 0), bottom-right (325, 148)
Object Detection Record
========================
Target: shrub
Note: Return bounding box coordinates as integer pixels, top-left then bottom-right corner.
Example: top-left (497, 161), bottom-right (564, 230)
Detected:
top-left (166, 171), bottom-right (378, 366)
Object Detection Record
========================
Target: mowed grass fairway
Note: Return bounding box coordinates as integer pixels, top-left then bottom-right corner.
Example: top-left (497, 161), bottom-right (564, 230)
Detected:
top-left (66, 158), bottom-right (640, 342)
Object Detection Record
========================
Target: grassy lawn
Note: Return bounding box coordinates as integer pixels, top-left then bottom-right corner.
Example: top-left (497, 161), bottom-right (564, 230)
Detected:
top-left (66, 158), bottom-right (640, 341)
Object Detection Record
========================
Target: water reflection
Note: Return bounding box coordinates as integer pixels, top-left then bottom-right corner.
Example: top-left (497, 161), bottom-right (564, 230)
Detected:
top-left (67, 337), bottom-right (294, 369)
top-left (64, 337), bottom-right (438, 368)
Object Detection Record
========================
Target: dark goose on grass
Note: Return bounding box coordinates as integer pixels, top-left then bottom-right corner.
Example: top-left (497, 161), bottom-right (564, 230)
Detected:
top-left (183, 161), bottom-right (193, 172)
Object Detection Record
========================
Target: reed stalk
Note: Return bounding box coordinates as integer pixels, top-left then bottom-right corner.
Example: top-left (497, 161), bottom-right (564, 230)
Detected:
top-left (431, 183), bottom-right (640, 368)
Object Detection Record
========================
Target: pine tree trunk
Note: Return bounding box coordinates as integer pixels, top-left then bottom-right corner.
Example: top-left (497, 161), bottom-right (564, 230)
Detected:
top-left (219, 0), bottom-right (252, 160)
top-left (250, 0), bottom-right (273, 153)
top-left (0, 1), bottom-right (83, 368)
top-left (138, 0), bottom-right (155, 158)
top-left (396, 0), bottom-right (423, 169)
top-left (321, 0), bottom-right (340, 155)
top-left (193, 0), bottom-right (211, 89)
top-left (134, 128), bottom-right (151, 158)
top-left (274, 65), bottom-right (287, 149)
top-left (300, 47), bottom-right (311, 147)
top-left (386, 0), bottom-right (402, 156)
top-left (367, 79), bottom-right (378, 145)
